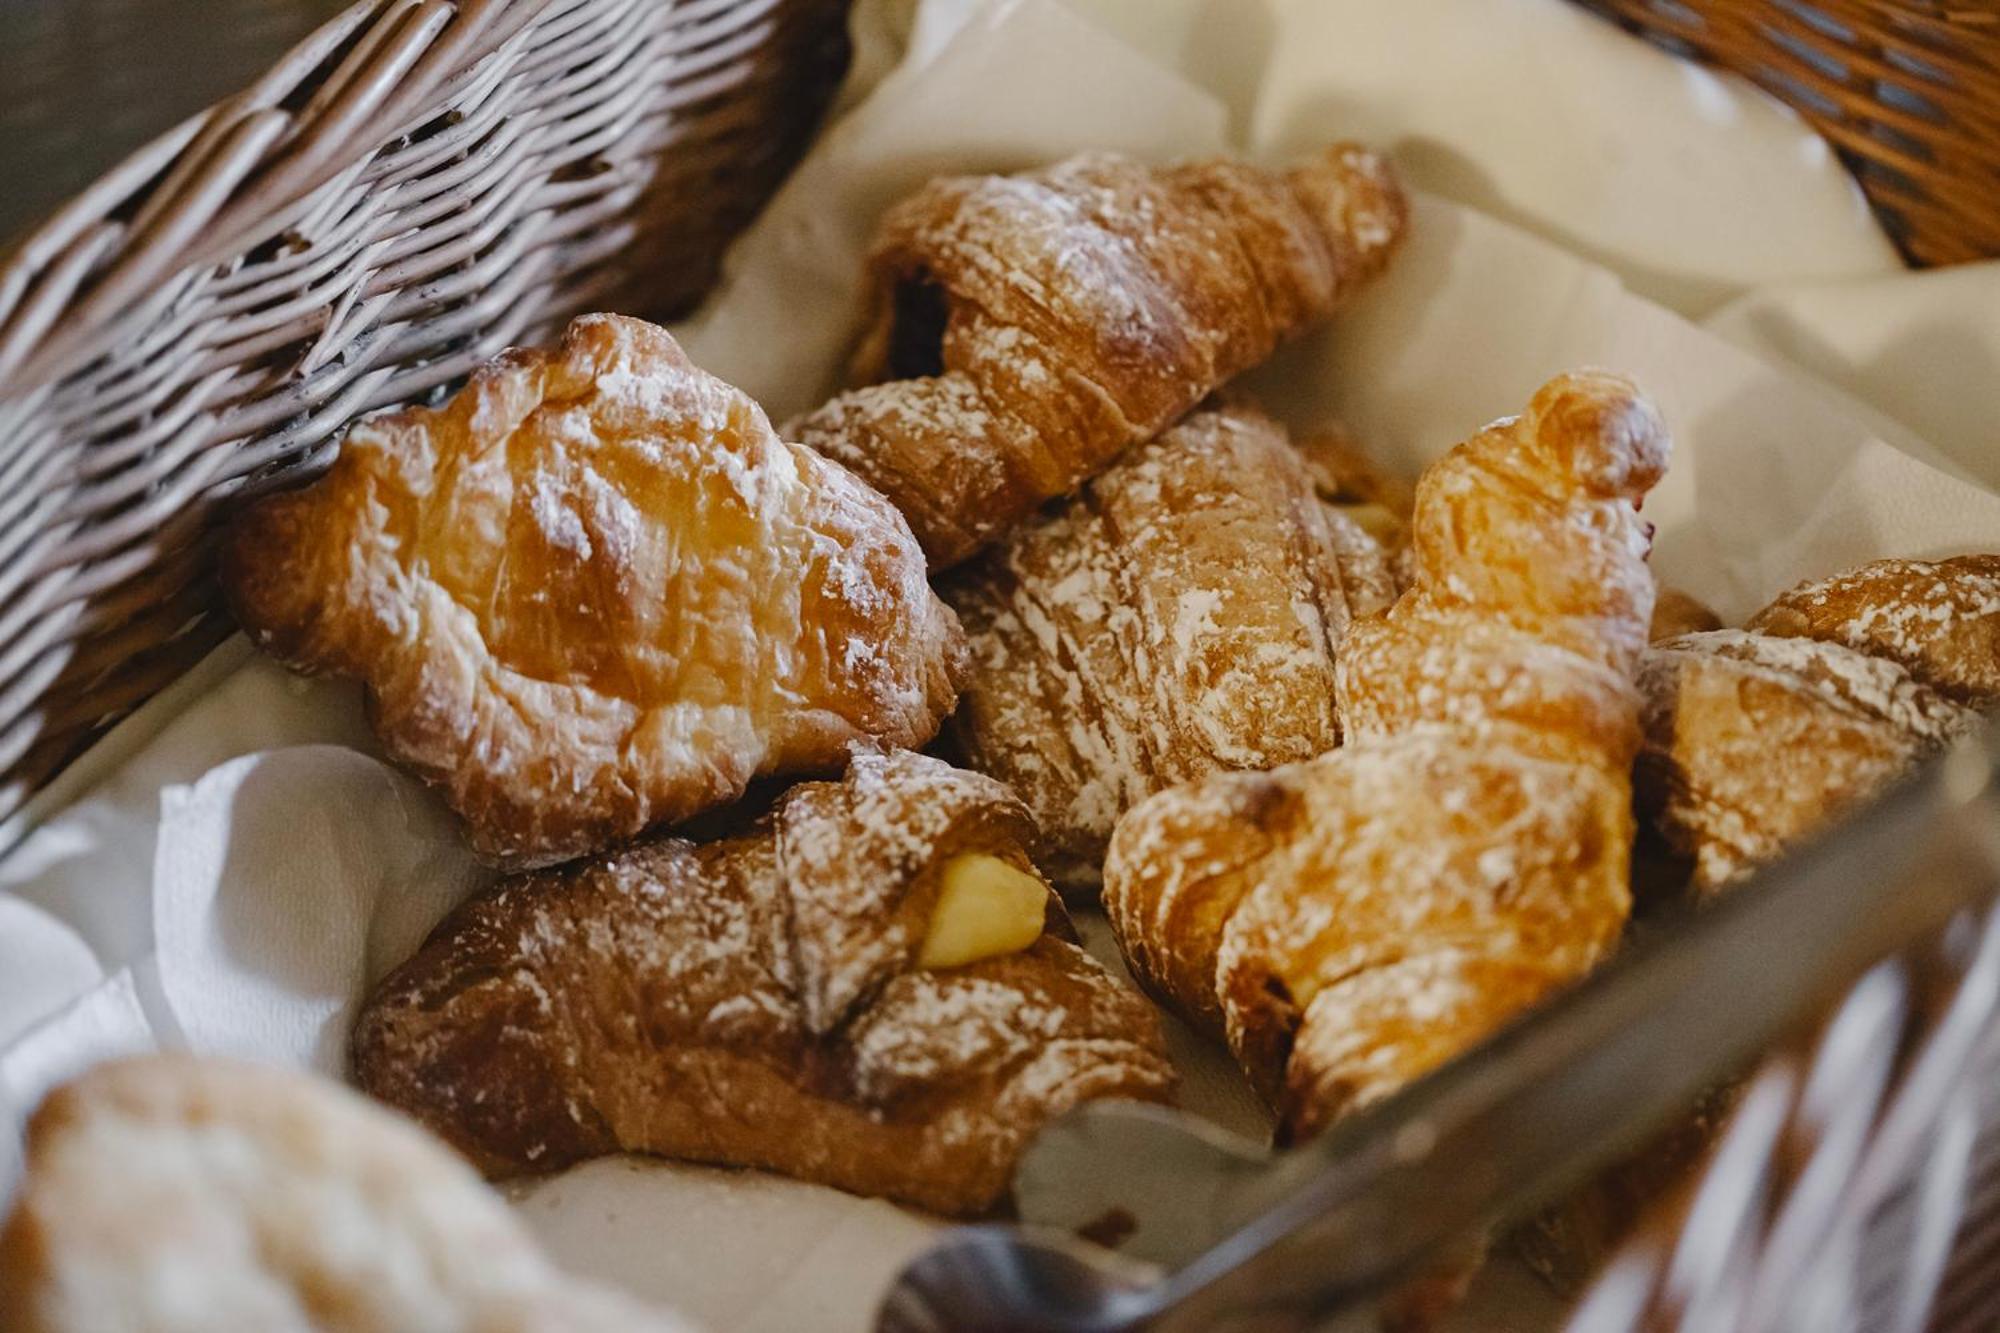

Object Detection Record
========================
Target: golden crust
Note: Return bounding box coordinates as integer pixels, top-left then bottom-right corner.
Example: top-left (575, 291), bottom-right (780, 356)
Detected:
top-left (1104, 371), bottom-right (1666, 1134)
top-left (1555, 559), bottom-right (1993, 1280)
top-left (223, 315), bottom-right (967, 868)
top-left (1744, 554), bottom-right (2000, 707)
top-left (1638, 627), bottom-right (1979, 896)
top-left (1111, 731), bottom-right (1631, 1122)
top-left (788, 145), bottom-right (1408, 567)
top-left (1637, 556), bottom-right (1993, 898)
top-left (0, 1056), bottom-right (682, 1333)
top-left (941, 406), bottom-right (1395, 888)
top-left (352, 750), bottom-right (1174, 1216)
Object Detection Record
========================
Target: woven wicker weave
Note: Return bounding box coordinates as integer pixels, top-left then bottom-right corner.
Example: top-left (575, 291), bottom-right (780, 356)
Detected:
top-left (1576, 0), bottom-right (2000, 267)
top-left (0, 0), bottom-right (848, 828)
top-left (1567, 891), bottom-right (2000, 1332)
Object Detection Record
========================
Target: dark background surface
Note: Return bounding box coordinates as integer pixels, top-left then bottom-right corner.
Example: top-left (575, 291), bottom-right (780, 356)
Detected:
top-left (0, 0), bottom-right (350, 244)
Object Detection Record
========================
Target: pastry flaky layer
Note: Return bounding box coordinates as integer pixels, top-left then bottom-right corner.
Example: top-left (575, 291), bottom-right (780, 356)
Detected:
top-left (1638, 555), bottom-right (1997, 896)
top-left (788, 144), bottom-right (1409, 568)
top-left (222, 313), bottom-right (968, 870)
top-left (1103, 371), bottom-right (1668, 1138)
top-left (0, 1056), bottom-right (687, 1333)
top-left (1534, 557), bottom-right (1998, 1288)
top-left (1747, 554), bottom-right (2000, 706)
top-left (943, 404), bottom-right (1398, 889)
top-left (352, 749), bottom-right (1175, 1217)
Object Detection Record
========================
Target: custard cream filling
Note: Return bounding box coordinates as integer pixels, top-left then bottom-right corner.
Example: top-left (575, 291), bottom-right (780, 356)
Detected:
top-left (918, 853), bottom-right (1047, 969)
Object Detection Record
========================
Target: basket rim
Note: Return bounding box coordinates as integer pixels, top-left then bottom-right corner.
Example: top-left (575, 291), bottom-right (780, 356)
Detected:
top-left (0, 0), bottom-right (551, 397)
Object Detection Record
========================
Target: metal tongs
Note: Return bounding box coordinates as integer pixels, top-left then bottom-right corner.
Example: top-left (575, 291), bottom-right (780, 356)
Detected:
top-left (876, 723), bottom-right (2000, 1333)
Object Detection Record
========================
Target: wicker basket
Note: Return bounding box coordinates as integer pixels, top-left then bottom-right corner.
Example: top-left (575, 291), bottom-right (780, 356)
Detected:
top-left (0, 1), bottom-right (1996, 1329)
top-left (1555, 9), bottom-right (2000, 1330)
top-left (1575, 0), bottom-right (2000, 268)
top-left (0, 0), bottom-right (849, 830)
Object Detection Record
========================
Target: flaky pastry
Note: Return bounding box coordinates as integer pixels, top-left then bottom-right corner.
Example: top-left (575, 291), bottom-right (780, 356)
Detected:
top-left (787, 144), bottom-right (1408, 567)
top-left (0, 1056), bottom-right (684, 1333)
top-left (1746, 554), bottom-right (2000, 706)
top-left (223, 314), bottom-right (967, 868)
top-left (942, 405), bottom-right (1396, 888)
top-left (1536, 557), bottom-right (1998, 1284)
top-left (353, 749), bottom-right (1174, 1216)
top-left (1103, 372), bottom-right (1667, 1136)
top-left (1638, 554), bottom-right (1993, 896)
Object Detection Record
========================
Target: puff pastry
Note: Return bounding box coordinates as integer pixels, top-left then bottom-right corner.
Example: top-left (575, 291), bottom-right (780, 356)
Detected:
top-left (1532, 557), bottom-right (1997, 1286)
top-left (223, 314), bottom-right (967, 868)
top-left (1746, 554), bottom-right (2000, 706)
top-left (942, 405), bottom-right (1397, 888)
top-left (0, 1056), bottom-right (684, 1333)
top-left (353, 748), bottom-right (1175, 1216)
top-left (1638, 555), bottom-right (1992, 896)
top-left (1103, 371), bottom-right (1667, 1136)
top-left (788, 144), bottom-right (1408, 567)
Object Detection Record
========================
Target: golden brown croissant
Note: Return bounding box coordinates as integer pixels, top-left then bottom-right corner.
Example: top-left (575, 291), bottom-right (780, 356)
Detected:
top-left (353, 748), bottom-right (1174, 1216)
top-left (1638, 555), bottom-right (1993, 897)
top-left (1529, 557), bottom-right (1997, 1287)
top-left (941, 405), bottom-right (1397, 888)
top-left (223, 314), bottom-right (967, 869)
top-left (0, 1056), bottom-right (686, 1333)
top-left (1746, 554), bottom-right (2000, 706)
top-left (787, 145), bottom-right (1408, 567)
top-left (1103, 371), bottom-right (1667, 1136)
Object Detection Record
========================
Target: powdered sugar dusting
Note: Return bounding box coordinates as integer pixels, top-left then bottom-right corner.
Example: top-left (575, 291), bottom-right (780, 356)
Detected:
top-left (1641, 600), bottom-right (1986, 892)
top-left (1746, 555), bottom-right (2000, 708)
top-left (785, 144), bottom-right (1407, 566)
top-left (353, 755), bottom-right (1172, 1214)
top-left (1666, 629), bottom-right (1975, 743)
top-left (1103, 372), bottom-right (1666, 1128)
top-left (944, 406), bottom-right (1397, 886)
top-left (776, 748), bottom-right (1032, 1032)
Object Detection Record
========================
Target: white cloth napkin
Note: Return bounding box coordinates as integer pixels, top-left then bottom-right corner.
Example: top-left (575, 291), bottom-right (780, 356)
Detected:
top-left (152, 746), bottom-right (489, 1072)
top-left (1704, 261), bottom-right (2000, 494)
top-left (4, 2), bottom-right (1998, 1331)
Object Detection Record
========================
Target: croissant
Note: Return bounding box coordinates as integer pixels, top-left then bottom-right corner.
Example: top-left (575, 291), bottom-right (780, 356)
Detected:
top-left (1526, 557), bottom-right (1997, 1288)
top-left (942, 405), bottom-right (1397, 888)
top-left (353, 748), bottom-right (1174, 1216)
top-left (1638, 555), bottom-right (1993, 896)
top-left (0, 1056), bottom-right (686, 1333)
top-left (1103, 371), bottom-right (1667, 1136)
top-left (223, 314), bottom-right (967, 869)
top-left (787, 145), bottom-right (1409, 567)
top-left (1746, 554), bottom-right (2000, 706)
